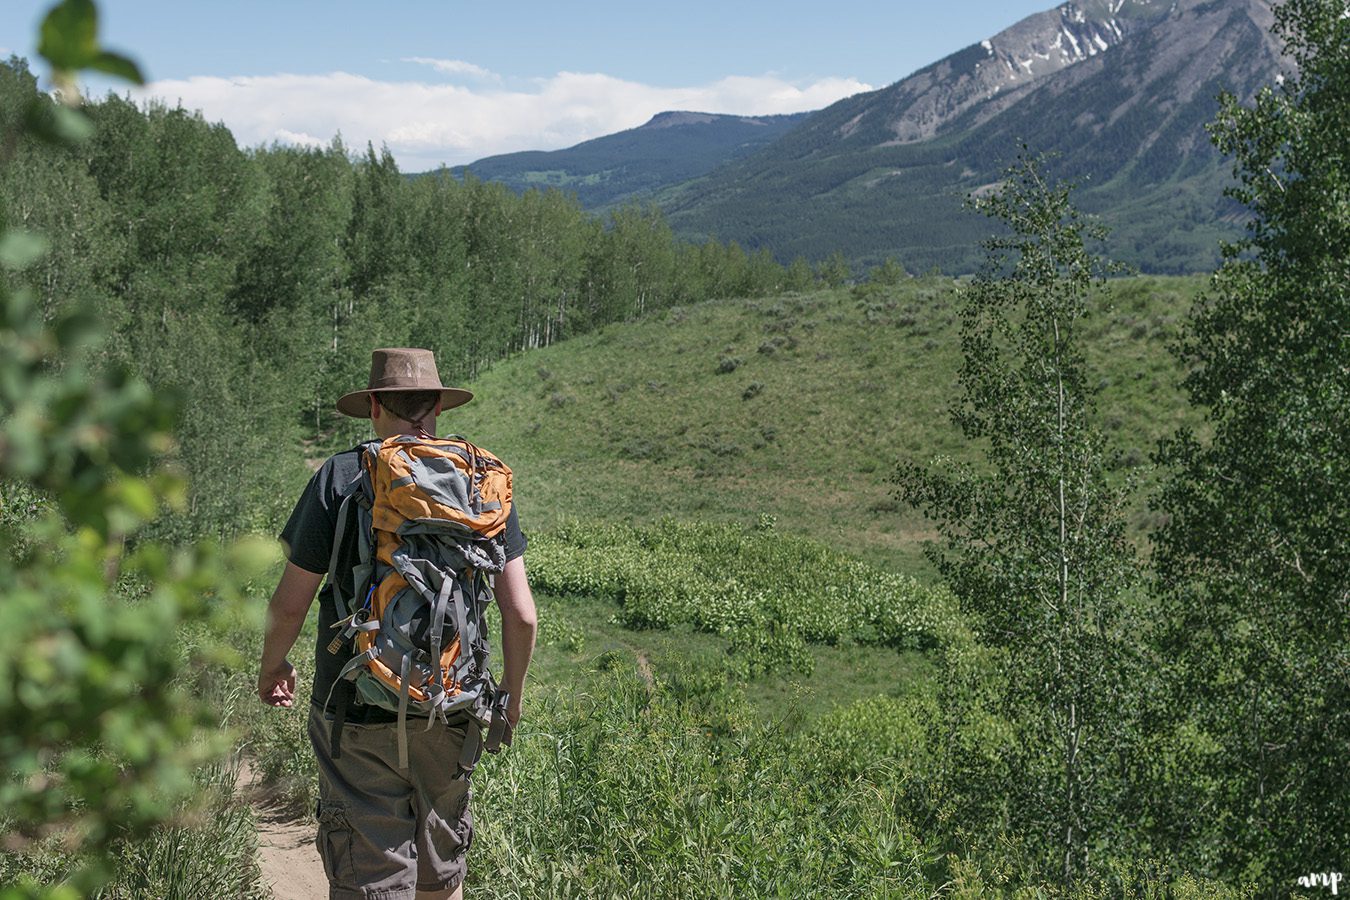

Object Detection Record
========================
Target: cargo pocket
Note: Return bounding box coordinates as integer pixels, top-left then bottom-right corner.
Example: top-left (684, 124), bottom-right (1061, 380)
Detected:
top-left (424, 778), bottom-right (472, 867)
top-left (456, 784), bottom-right (471, 820)
top-left (315, 798), bottom-right (355, 886)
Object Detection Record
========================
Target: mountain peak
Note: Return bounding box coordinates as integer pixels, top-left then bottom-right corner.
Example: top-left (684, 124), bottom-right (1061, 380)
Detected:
top-left (664, 0), bottom-right (1283, 274)
top-left (639, 111), bottom-right (794, 130)
top-left (641, 111), bottom-right (724, 129)
top-left (454, 110), bottom-right (809, 211)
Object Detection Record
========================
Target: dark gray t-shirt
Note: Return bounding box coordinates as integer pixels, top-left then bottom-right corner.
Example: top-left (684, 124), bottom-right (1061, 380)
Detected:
top-left (279, 445), bottom-right (526, 722)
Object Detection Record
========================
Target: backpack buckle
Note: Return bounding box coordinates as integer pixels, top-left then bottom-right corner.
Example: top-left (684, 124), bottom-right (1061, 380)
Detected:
top-left (326, 607), bottom-right (373, 655)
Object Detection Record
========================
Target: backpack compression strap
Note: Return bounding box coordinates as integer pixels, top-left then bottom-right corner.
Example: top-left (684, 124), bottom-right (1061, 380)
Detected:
top-left (485, 689), bottom-right (512, 753)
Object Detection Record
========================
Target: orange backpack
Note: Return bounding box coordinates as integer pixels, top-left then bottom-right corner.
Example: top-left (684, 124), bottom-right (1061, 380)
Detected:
top-left (325, 434), bottom-right (513, 768)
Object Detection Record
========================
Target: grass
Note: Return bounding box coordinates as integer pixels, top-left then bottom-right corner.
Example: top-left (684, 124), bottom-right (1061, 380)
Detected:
top-left (446, 275), bottom-right (1203, 574)
top-left (523, 590), bottom-right (937, 728)
top-left (0, 734), bottom-right (264, 900)
top-left (224, 573), bottom-right (1253, 899)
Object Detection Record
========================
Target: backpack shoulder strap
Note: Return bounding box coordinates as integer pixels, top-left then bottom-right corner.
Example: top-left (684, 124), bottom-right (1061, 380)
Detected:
top-left (326, 442), bottom-right (380, 619)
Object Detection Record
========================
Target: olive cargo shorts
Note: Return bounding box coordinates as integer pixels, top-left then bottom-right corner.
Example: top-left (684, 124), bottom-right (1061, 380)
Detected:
top-left (308, 706), bottom-right (479, 900)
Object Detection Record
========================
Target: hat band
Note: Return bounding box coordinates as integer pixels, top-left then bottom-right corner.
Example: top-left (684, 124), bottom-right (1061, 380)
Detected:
top-left (367, 378), bottom-right (445, 390)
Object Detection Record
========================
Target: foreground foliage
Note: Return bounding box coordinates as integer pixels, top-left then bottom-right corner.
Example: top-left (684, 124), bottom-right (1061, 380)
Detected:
top-left (468, 661), bottom-right (1254, 899)
top-left (0, 3), bottom-right (267, 896)
top-left (473, 670), bottom-right (934, 898)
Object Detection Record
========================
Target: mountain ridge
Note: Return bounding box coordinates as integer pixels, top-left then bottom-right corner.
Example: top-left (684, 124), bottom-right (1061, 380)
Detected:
top-left (446, 0), bottom-right (1285, 274)
top-left (449, 111), bottom-right (810, 212)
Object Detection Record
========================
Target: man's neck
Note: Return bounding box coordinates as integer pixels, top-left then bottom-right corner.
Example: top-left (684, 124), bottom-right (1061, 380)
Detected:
top-left (374, 421), bottom-right (433, 440)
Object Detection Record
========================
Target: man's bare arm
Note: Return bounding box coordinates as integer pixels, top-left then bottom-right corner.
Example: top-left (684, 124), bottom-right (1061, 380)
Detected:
top-left (494, 555), bottom-right (537, 726)
top-left (257, 561), bottom-right (324, 707)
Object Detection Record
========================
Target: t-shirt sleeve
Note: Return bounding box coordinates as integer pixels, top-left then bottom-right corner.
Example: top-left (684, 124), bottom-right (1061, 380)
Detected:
top-left (504, 503), bottom-right (527, 561)
top-left (279, 465), bottom-right (339, 575)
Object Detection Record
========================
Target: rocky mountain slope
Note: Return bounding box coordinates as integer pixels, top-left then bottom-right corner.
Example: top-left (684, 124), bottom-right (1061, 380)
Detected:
top-left (661, 0), bottom-right (1285, 274)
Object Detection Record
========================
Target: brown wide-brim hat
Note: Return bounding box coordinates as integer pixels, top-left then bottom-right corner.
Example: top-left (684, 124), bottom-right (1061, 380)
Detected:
top-left (336, 347), bottom-right (473, 418)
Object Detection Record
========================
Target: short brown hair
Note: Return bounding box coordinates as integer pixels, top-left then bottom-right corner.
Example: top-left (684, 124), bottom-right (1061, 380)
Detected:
top-left (375, 390), bottom-right (440, 423)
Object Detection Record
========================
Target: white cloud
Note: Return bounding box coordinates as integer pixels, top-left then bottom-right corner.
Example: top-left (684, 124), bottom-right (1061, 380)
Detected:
top-left (273, 128), bottom-right (326, 148)
top-left (133, 69), bottom-right (872, 170)
top-left (401, 57), bottom-right (499, 81)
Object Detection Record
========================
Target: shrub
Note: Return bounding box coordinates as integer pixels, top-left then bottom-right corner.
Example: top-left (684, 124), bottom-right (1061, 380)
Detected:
top-left (527, 520), bottom-right (970, 674)
top-left (537, 614), bottom-right (585, 653)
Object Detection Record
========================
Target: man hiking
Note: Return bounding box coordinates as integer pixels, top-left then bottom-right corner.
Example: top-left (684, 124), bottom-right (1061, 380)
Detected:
top-left (257, 347), bottom-right (537, 900)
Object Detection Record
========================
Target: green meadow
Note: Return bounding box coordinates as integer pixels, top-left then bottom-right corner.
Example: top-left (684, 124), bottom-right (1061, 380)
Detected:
top-left (452, 275), bottom-right (1202, 572)
top-left (223, 274), bottom-right (1222, 897)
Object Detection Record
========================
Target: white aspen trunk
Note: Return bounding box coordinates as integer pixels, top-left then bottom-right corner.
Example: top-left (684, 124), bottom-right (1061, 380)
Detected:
top-left (1054, 314), bottom-right (1080, 886)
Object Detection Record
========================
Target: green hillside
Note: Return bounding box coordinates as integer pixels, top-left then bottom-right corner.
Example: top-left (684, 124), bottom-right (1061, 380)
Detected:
top-left (449, 274), bottom-right (1203, 574)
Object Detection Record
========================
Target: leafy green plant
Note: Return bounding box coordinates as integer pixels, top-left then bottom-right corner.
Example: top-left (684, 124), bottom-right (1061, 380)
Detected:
top-left (527, 519), bottom-right (968, 675)
top-left (470, 670), bottom-right (936, 898)
top-left (0, 4), bottom-right (270, 896)
top-left (536, 614), bottom-right (585, 653)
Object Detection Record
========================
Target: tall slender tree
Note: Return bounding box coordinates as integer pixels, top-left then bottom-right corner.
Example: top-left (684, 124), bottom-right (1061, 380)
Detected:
top-left (895, 153), bottom-right (1140, 886)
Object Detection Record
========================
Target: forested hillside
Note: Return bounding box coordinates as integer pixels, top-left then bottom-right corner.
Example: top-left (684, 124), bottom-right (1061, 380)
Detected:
top-left (0, 56), bottom-right (806, 541)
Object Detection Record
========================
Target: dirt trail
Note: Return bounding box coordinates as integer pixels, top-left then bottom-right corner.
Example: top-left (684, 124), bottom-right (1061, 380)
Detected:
top-left (255, 807), bottom-right (327, 900)
top-left (239, 761), bottom-right (327, 900)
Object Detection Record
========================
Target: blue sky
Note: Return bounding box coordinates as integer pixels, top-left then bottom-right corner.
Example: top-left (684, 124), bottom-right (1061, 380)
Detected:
top-left (2, 0), bottom-right (1058, 169)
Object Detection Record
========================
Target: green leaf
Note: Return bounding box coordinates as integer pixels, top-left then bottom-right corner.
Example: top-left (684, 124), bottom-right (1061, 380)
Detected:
top-left (0, 230), bottom-right (49, 270)
top-left (226, 534), bottom-right (283, 578)
top-left (37, 0), bottom-right (99, 71)
top-left (48, 104), bottom-right (94, 142)
top-left (111, 476), bottom-right (158, 521)
top-left (88, 50), bottom-right (144, 85)
top-left (23, 99), bottom-right (95, 145)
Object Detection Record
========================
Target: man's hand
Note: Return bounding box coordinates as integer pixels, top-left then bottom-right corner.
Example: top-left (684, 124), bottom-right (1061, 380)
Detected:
top-left (257, 561), bottom-right (323, 707)
top-left (258, 660), bottom-right (297, 707)
top-left (506, 694), bottom-right (523, 728)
